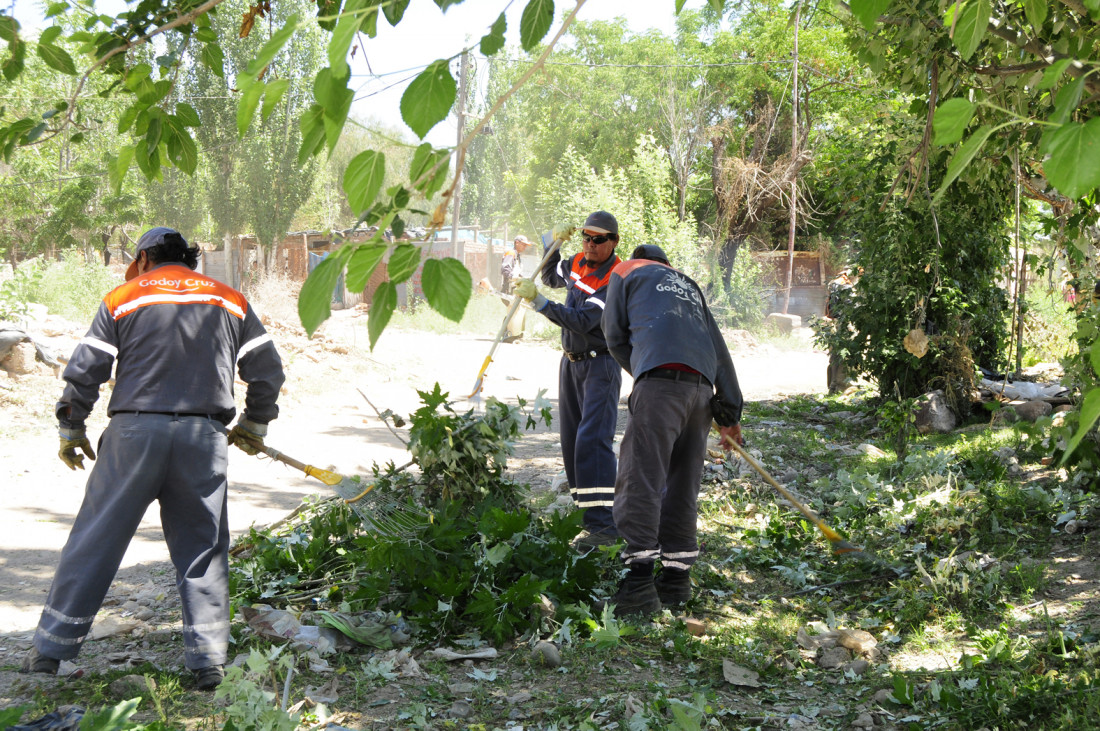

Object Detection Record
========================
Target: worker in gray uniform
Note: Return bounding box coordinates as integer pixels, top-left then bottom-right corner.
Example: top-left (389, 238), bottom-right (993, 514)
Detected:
top-left (21, 227), bottom-right (285, 691)
top-left (599, 244), bottom-right (744, 616)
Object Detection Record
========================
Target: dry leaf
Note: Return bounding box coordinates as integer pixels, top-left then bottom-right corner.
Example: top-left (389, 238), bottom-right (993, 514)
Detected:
top-left (903, 328), bottom-right (929, 358)
top-left (722, 659), bottom-right (761, 688)
top-left (430, 202), bottom-right (447, 229)
top-left (624, 695), bottom-right (644, 720)
top-left (239, 2), bottom-right (267, 38)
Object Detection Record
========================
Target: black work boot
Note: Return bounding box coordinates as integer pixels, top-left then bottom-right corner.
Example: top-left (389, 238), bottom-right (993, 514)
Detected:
top-left (655, 567), bottom-right (692, 607)
top-left (193, 664), bottom-right (225, 690)
top-left (20, 647), bottom-right (60, 675)
top-left (596, 563), bottom-right (661, 618)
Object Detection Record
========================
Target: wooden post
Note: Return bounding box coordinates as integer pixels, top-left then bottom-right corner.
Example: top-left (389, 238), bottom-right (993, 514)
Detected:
top-left (781, 1), bottom-right (801, 315)
top-left (450, 51), bottom-right (470, 259)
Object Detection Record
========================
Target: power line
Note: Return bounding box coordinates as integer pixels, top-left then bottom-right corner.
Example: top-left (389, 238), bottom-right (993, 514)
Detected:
top-left (481, 55), bottom-right (794, 69)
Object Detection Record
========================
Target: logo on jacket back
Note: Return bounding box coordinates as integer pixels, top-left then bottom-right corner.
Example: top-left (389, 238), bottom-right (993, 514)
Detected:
top-left (656, 270), bottom-right (701, 306)
top-left (106, 265), bottom-right (247, 321)
top-left (138, 276), bottom-right (210, 293)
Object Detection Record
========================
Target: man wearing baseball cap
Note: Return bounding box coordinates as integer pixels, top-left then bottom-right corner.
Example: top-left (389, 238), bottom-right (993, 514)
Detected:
top-left (514, 211), bottom-right (624, 548)
top-left (500, 234), bottom-right (534, 342)
top-left (598, 244), bottom-right (744, 616)
top-left (22, 227), bottom-right (285, 691)
top-left (500, 234), bottom-right (532, 294)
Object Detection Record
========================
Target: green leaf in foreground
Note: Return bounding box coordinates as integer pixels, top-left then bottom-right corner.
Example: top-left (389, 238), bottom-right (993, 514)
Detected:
top-left (422, 257), bottom-right (471, 322)
top-left (848, 0), bottom-right (892, 30)
top-left (400, 60), bottom-right (456, 139)
top-left (1062, 388), bottom-right (1100, 463)
top-left (1038, 59), bottom-right (1073, 90)
top-left (344, 149), bottom-right (386, 214)
top-left (480, 13), bottom-right (506, 56)
top-left (387, 244), bottom-right (421, 283)
top-left (37, 43), bottom-right (76, 74)
top-left (932, 98), bottom-right (975, 146)
top-left (519, 0), bottom-right (554, 52)
top-left (345, 242), bottom-right (387, 291)
top-left (368, 281), bottom-right (397, 349)
top-left (933, 125), bottom-right (993, 204)
top-left (951, 0), bottom-right (991, 61)
top-left (1043, 119), bottom-right (1100, 200)
top-left (410, 142), bottom-right (450, 197)
top-left (1023, 0), bottom-right (1047, 29)
top-left (1090, 340), bottom-right (1100, 379)
top-left (299, 255), bottom-right (344, 336)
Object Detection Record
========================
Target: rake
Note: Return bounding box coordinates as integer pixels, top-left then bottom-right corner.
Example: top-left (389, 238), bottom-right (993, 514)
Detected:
top-left (718, 428), bottom-right (864, 557)
top-left (466, 232), bottom-right (569, 401)
top-left (259, 445), bottom-right (426, 538)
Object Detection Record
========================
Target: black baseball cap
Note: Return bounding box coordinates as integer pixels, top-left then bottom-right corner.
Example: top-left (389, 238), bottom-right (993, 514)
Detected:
top-left (126, 227), bottom-right (187, 280)
top-left (630, 244), bottom-right (669, 265)
top-left (582, 211), bottom-right (618, 236)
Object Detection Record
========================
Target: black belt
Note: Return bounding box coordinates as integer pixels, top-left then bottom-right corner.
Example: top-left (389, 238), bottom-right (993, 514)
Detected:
top-left (564, 349), bottom-right (608, 362)
top-left (640, 368), bottom-right (710, 386)
top-left (112, 411), bottom-right (214, 419)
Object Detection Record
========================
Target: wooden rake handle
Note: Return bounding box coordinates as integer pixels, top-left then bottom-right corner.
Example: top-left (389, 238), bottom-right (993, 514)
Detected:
top-left (261, 445), bottom-right (344, 487)
top-left (719, 428), bottom-right (845, 543)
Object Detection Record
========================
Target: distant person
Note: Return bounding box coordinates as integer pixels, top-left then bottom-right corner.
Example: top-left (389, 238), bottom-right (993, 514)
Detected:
top-left (500, 235), bottom-right (534, 343)
top-left (598, 244), bottom-right (743, 616)
top-left (515, 212), bottom-right (623, 549)
top-left (21, 227), bottom-right (285, 691)
top-left (500, 234), bottom-right (532, 293)
top-left (824, 269), bottom-right (855, 394)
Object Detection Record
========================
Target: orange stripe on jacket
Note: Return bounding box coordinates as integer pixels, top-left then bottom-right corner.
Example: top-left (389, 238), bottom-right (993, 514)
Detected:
top-left (570, 255), bottom-right (620, 294)
top-left (104, 265), bottom-right (248, 321)
top-left (610, 259), bottom-right (666, 279)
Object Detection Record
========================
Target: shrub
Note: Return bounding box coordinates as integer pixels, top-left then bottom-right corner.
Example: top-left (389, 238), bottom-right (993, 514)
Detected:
top-left (27, 254), bottom-right (122, 323)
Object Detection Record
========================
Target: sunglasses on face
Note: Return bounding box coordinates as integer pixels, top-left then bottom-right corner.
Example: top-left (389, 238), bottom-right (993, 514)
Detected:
top-left (582, 233), bottom-right (613, 245)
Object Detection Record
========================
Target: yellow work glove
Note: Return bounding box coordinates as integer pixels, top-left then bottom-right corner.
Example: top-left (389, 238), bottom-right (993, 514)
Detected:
top-left (552, 225), bottom-right (577, 243)
top-left (228, 417), bottom-right (267, 456)
top-left (59, 427), bottom-right (96, 470)
top-left (514, 279), bottom-right (539, 302)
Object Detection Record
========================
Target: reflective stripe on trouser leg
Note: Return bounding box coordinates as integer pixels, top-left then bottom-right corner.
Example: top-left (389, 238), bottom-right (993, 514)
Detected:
top-left (158, 415), bottom-right (231, 670)
top-left (35, 415), bottom-right (171, 659)
top-left (558, 353), bottom-right (620, 512)
top-left (614, 378), bottom-right (712, 568)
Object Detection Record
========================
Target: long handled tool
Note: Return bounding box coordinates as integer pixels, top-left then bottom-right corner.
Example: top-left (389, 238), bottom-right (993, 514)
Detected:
top-left (260, 445), bottom-right (425, 538)
top-left (466, 232), bottom-right (569, 401)
top-left (718, 429), bottom-right (864, 557)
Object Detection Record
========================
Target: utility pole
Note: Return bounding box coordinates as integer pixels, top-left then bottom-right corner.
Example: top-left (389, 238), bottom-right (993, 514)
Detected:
top-left (450, 50), bottom-right (470, 260)
top-left (781, 1), bottom-right (801, 315)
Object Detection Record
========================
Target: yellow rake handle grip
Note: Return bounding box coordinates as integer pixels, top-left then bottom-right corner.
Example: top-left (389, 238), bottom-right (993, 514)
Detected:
top-left (720, 429), bottom-right (845, 543)
top-left (262, 446), bottom-right (344, 486)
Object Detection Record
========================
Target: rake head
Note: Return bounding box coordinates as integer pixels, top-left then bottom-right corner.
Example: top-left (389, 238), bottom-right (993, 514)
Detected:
top-left (335, 474), bottom-right (431, 538)
top-left (260, 446), bottom-right (430, 539)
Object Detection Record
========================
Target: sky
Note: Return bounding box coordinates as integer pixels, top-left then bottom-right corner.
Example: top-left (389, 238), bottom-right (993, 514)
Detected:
top-left (347, 0), bottom-right (707, 144)
top-left (11, 0), bottom-right (706, 145)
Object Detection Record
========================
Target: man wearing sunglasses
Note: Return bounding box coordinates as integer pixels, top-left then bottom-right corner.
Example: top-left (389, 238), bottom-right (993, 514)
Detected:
top-left (514, 211), bottom-right (623, 549)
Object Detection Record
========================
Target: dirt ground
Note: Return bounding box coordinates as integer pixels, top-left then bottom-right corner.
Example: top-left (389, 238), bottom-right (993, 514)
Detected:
top-left (0, 303), bottom-right (826, 704)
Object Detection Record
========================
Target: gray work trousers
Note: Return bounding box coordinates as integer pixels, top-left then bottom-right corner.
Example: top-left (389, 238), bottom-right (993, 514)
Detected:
top-left (613, 376), bottom-right (713, 570)
top-left (34, 412), bottom-right (231, 670)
